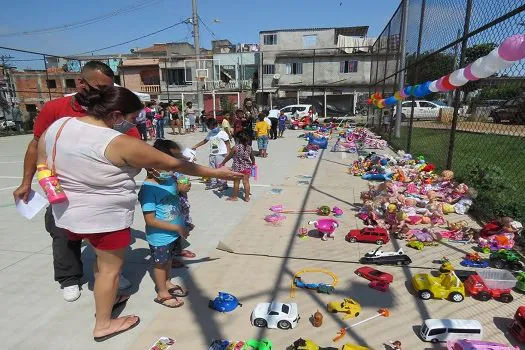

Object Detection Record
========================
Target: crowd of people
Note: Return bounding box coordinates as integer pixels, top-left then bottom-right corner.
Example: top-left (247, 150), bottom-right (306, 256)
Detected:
top-left (11, 60), bottom-right (294, 342)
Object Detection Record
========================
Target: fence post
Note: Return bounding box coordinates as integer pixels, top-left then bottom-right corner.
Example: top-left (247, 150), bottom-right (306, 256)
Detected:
top-left (446, 0), bottom-right (473, 169)
top-left (312, 49), bottom-right (316, 96)
top-left (407, 0), bottom-right (426, 153)
top-left (394, 0), bottom-right (409, 138)
top-left (164, 52), bottom-right (170, 102)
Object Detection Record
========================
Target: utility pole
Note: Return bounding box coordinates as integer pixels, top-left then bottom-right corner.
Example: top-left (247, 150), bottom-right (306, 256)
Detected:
top-left (192, 0), bottom-right (203, 112)
top-left (394, 0), bottom-right (409, 138)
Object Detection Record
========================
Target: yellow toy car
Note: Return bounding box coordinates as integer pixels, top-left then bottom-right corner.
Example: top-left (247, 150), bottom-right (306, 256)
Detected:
top-left (412, 271), bottom-right (465, 302)
top-left (326, 298), bottom-right (361, 320)
top-left (291, 338), bottom-right (368, 350)
top-left (342, 344), bottom-right (369, 350)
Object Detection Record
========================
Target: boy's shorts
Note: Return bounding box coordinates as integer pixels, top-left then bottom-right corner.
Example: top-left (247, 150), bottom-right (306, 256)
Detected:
top-left (149, 239), bottom-right (180, 265)
top-left (257, 135), bottom-right (269, 150)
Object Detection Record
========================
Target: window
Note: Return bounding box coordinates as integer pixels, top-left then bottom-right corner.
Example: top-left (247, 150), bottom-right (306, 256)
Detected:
top-left (46, 79), bottom-right (57, 89)
top-left (285, 63), bottom-right (303, 75)
top-left (166, 68), bottom-right (192, 85)
top-left (402, 101), bottom-right (416, 108)
top-left (65, 79), bottom-right (76, 88)
top-left (447, 328), bottom-right (481, 334)
top-left (303, 34), bottom-right (317, 48)
top-left (269, 311), bottom-right (279, 316)
top-left (263, 64), bottom-right (275, 75)
top-left (263, 34), bottom-right (277, 45)
top-left (428, 328), bottom-right (446, 336)
top-left (419, 101), bottom-right (436, 108)
top-left (281, 304), bottom-right (290, 314)
top-left (340, 60), bottom-right (358, 73)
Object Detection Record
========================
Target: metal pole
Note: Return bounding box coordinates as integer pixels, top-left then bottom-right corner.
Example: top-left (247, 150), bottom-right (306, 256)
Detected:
top-left (164, 53), bottom-right (170, 102)
top-left (260, 51), bottom-right (264, 105)
top-left (312, 49), bottom-right (315, 96)
top-left (212, 90), bottom-right (216, 118)
top-left (43, 55), bottom-right (52, 101)
top-left (394, 0), bottom-right (409, 138)
top-left (407, 0), bottom-right (426, 153)
top-left (297, 90), bottom-right (300, 105)
top-left (447, 0), bottom-right (473, 169)
top-left (324, 89), bottom-right (327, 118)
top-left (192, 0), bottom-right (203, 111)
top-left (448, 29), bottom-right (461, 107)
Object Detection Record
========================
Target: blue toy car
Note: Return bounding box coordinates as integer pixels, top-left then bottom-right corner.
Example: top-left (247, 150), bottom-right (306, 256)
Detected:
top-left (293, 277), bottom-right (335, 294)
top-left (460, 259), bottom-right (489, 268)
top-left (208, 292), bottom-right (242, 312)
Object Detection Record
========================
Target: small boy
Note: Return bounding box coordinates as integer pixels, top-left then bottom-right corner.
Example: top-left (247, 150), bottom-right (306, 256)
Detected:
top-left (138, 140), bottom-right (191, 308)
top-left (192, 118), bottom-right (231, 190)
top-left (255, 113), bottom-right (270, 158)
top-left (199, 110), bottom-right (207, 132)
top-left (278, 110), bottom-right (287, 137)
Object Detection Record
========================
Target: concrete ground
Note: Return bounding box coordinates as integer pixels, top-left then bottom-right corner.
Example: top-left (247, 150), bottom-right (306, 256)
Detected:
top-left (0, 128), bottom-right (523, 350)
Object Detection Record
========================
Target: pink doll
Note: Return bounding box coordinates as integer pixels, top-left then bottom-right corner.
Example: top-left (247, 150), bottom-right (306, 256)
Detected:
top-left (402, 198), bottom-right (423, 225)
top-left (358, 201), bottom-right (380, 227)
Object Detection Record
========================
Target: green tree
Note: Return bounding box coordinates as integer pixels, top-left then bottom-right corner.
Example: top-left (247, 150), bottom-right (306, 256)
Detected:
top-left (405, 51), bottom-right (455, 85)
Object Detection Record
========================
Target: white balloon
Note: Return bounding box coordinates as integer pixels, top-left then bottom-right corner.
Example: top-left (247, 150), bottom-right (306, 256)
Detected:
top-left (470, 57), bottom-right (497, 79)
top-left (449, 69), bottom-right (469, 87)
top-left (483, 48), bottom-right (514, 72)
top-left (428, 80), bottom-right (439, 92)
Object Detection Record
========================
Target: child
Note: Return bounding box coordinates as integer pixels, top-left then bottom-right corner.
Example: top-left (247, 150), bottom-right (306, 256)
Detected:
top-left (192, 118), bottom-right (231, 190)
top-left (146, 118), bottom-right (156, 140)
top-left (221, 112), bottom-right (233, 140)
top-left (200, 110), bottom-right (207, 132)
top-left (138, 139), bottom-right (191, 308)
top-left (255, 113), bottom-right (270, 157)
top-left (220, 131), bottom-right (255, 202)
top-left (278, 110), bottom-right (287, 137)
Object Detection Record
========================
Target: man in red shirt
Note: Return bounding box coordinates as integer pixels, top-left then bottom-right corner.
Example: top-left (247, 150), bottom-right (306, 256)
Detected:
top-left (13, 61), bottom-right (139, 302)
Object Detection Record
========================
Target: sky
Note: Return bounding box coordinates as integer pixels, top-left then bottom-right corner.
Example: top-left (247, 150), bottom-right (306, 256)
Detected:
top-left (0, 0), bottom-right (400, 67)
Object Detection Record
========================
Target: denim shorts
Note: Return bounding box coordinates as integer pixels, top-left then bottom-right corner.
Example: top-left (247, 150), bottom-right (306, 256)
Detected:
top-left (257, 135), bottom-right (269, 150)
top-left (149, 239), bottom-right (180, 265)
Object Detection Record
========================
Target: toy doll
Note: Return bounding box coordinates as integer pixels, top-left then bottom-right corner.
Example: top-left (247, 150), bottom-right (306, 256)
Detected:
top-left (358, 201), bottom-right (380, 227)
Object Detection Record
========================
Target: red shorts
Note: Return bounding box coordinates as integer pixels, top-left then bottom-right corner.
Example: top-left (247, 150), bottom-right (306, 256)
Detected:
top-left (66, 228), bottom-right (131, 250)
top-left (240, 168), bottom-right (251, 176)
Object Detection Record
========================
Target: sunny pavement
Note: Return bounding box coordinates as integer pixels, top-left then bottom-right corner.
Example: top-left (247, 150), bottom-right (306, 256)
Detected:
top-left (0, 128), bottom-right (523, 350)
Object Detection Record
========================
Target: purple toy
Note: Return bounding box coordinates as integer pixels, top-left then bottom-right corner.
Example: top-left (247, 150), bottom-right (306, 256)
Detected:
top-left (332, 207), bottom-right (344, 217)
top-left (308, 218), bottom-right (339, 241)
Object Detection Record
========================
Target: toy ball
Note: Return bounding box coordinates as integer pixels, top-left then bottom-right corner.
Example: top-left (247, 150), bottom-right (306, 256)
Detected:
top-left (317, 205), bottom-right (331, 216)
top-left (498, 34), bottom-right (525, 61)
top-left (332, 206), bottom-right (344, 217)
top-left (209, 292), bottom-right (242, 312)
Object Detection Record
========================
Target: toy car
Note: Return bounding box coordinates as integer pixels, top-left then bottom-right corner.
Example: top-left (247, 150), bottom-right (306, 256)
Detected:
top-left (516, 271), bottom-right (525, 293)
top-left (509, 306), bottom-right (525, 343)
top-left (345, 227), bottom-right (390, 245)
top-left (291, 338), bottom-right (368, 350)
top-left (406, 241), bottom-right (424, 250)
top-left (369, 280), bottom-right (389, 292)
top-left (244, 338), bottom-right (273, 350)
top-left (446, 339), bottom-right (519, 349)
top-left (208, 292), bottom-right (242, 312)
top-left (460, 259), bottom-right (489, 268)
top-left (251, 302), bottom-right (299, 330)
top-left (364, 246), bottom-right (404, 258)
top-left (293, 277), bottom-right (335, 294)
top-left (326, 298), bottom-right (361, 320)
top-left (490, 250), bottom-right (524, 271)
top-left (412, 271), bottom-right (465, 302)
top-left (354, 266), bottom-right (393, 284)
top-left (464, 269), bottom-right (516, 303)
top-left (360, 253), bottom-right (412, 266)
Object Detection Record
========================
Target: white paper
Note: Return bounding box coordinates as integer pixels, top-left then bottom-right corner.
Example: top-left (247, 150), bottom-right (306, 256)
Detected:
top-left (15, 190), bottom-right (48, 220)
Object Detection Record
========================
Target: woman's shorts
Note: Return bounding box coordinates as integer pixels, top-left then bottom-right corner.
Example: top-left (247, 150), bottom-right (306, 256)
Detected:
top-left (257, 135), bottom-right (269, 150)
top-left (66, 227), bottom-right (131, 250)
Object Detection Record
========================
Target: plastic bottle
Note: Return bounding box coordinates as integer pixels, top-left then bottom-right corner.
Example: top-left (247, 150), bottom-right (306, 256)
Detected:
top-left (36, 163), bottom-right (67, 204)
top-left (250, 164), bottom-right (258, 181)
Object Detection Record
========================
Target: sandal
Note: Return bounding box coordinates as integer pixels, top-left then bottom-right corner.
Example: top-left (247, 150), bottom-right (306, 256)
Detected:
top-left (93, 316), bottom-right (140, 342)
top-left (171, 259), bottom-right (186, 268)
top-left (154, 296), bottom-right (184, 308)
top-left (178, 250), bottom-right (196, 258)
top-left (168, 285), bottom-right (188, 297)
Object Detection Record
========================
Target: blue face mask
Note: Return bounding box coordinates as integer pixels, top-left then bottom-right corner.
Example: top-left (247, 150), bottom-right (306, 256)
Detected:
top-left (150, 169), bottom-right (174, 183)
top-left (113, 119), bottom-right (135, 134)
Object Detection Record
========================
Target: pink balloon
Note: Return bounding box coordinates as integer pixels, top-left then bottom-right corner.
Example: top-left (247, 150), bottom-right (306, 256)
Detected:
top-left (463, 64), bottom-right (480, 81)
top-left (436, 77), bottom-right (446, 91)
top-left (498, 34), bottom-right (525, 61)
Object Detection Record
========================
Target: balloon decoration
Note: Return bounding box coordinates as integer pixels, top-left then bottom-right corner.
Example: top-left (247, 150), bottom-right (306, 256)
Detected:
top-left (370, 34), bottom-right (525, 108)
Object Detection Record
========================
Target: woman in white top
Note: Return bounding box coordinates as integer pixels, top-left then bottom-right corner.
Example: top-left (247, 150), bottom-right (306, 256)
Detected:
top-left (37, 86), bottom-right (242, 342)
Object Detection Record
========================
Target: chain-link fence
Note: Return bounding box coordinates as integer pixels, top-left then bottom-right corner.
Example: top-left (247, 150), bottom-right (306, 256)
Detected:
top-left (369, 0), bottom-right (525, 223)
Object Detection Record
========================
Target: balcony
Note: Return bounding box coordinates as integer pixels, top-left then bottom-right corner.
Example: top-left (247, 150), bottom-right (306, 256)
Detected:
top-left (140, 85), bottom-right (161, 94)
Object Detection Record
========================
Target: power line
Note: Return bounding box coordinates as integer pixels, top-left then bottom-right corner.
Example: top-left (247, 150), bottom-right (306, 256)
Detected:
top-left (71, 20), bottom-right (188, 56)
top-left (0, 0), bottom-right (165, 37)
top-left (198, 16), bottom-right (217, 39)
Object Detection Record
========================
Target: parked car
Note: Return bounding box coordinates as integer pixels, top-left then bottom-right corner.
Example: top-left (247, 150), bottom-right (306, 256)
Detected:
top-left (394, 100), bottom-right (451, 121)
top-left (0, 118), bottom-right (16, 131)
top-left (280, 104), bottom-right (318, 121)
top-left (251, 302), bottom-right (299, 330)
top-left (489, 97), bottom-right (525, 124)
top-left (354, 266), bottom-right (393, 284)
top-left (345, 227), bottom-right (390, 245)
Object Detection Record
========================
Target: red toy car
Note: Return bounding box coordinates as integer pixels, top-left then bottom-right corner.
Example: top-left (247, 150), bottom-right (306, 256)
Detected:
top-left (369, 280), bottom-right (390, 292)
top-left (354, 266), bottom-right (394, 284)
top-left (509, 306), bottom-right (525, 343)
top-left (346, 227), bottom-right (390, 245)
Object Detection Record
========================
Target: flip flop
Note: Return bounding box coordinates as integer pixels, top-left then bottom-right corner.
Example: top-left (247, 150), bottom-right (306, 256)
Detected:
top-left (168, 285), bottom-right (188, 297)
top-left (178, 250), bottom-right (196, 258)
top-left (93, 316), bottom-right (140, 342)
top-left (154, 296), bottom-right (184, 308)
top-left (171, 259), bottom-right (186, 268)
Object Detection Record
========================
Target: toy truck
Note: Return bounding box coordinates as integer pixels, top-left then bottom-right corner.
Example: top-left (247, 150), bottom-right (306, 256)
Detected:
top-left (516, 271), bottom-right (525, 293)
top-left (509, 306), bottom-right (525, 343)
top-left (489, 250), bottom-right (524, 271)
top-left (464, 269), bottom-right (516, 303)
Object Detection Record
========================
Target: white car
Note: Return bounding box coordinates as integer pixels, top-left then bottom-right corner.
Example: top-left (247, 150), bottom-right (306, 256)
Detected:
top-left (280, 104), bottom-right (318, 121)
top-left (365, 246), bottom-right (405, 258)
top-left (394, 100), bottom-right (452, 121)
top-left (0, 119), bottom-right (16, 130)
top-left (251, 302), bottom-right (299, 330)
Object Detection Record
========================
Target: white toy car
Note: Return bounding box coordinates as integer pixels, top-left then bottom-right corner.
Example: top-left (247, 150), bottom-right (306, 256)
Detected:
top-left (251, 302), bottom-right (299, 330)
top-left (365, 246), bottom-right (405, 258)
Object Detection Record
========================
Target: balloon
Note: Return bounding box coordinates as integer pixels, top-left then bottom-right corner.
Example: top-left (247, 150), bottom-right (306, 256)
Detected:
top-left (385, 96), bottom-right (397, 105)
top-left (483, 48), bottom-right (514, 72)
top-left (470, 57), bottom-right (497, 79)
top-left (377, 99), bottom-right (385, 108)
top-left (412, 84), bottom-right (424, 97)
top-left (399, 88), bottom-right (408, 98)
top-left (449, 69), bottom-right (469, 87)
top-left (403, 86), bottom-right (412, 97)
top-left (394, 91), bottom-right (403, 101)
top-left (367, 98), bottom-right (373, 105)
top-left (463, 64), bottom-right (479, 81)
top-left (414, 81), bottom-right (432, 97)
top-left (441, 75), bottom-right (455, 91)
top-left (429, 80), bottom-right (439, 92)
top-left (435, 77), bottom-right (445, 92)
top-left (498, 34), bottom-right (525, 61)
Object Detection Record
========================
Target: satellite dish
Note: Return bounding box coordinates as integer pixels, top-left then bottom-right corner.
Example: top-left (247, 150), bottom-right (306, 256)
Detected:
top-left (273, 74), bottom-right (281, 80)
